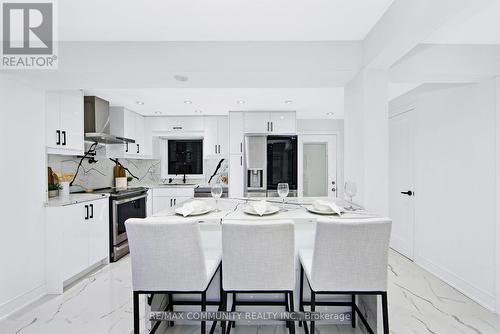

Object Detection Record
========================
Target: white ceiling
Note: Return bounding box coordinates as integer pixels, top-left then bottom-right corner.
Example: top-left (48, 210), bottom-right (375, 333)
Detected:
top-left (426, 1), bottom-right (500, 44)
top-left (84, 88), bottom-right (344, 119)
top-left (58, 0), bottom-right (394, 41)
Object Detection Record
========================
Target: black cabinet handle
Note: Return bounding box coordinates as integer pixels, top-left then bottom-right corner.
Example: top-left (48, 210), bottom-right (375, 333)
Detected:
top-left (267, 122), bottom-right (270, 132)
top-left (170, 198), bottom-right (172, 207)
top-left (174, 198), bottom-right (176, 205)
top-left (62, 131), bottom-right (66, 146)
top-left (240, 156), bottom-right (242, 166)
top-left (85, 205), bottom-right (89, 220)
top-left (56, 130), bottom-right (61, 145)
top-left (89, 204), bottom-right (94, 219)
top-left (137, 144), bottom-right (139, 154)
top-left (271, 122), bottom-right (273, 132)
top-left (401, 190), bottom-right (413, 196)
top-left (240, 142), bottom-right (242, 153)
top-left (125, 142), bottom-right (129, 153)
top-left (215, 144), bottom-right (217, 154)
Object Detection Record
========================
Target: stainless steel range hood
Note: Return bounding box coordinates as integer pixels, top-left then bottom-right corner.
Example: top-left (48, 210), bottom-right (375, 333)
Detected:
top-left (84, 96), bottom-right (135, 144)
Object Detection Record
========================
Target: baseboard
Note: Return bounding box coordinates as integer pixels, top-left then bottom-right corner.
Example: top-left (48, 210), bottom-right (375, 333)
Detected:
top-left (415, 255), bottom-right (495, 311)
top-left (0, 284), bottom-right (47, 320)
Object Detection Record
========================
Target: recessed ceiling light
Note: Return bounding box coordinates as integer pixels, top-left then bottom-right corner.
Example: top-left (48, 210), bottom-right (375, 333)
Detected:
top-left (184, 100), bottom-right (192, 104)
top-left (284, 100), bottom-right (293, 104)
top-left (237, 100), bottom-right (245, 104)
top-left (136, 101), bottom-right (144, 105)
top-left (194, 110), bottom-right (202, 113)
top-left (174, 74), bottom-right (189, 82)
top-left (326, 112), bottom-right (334, 116)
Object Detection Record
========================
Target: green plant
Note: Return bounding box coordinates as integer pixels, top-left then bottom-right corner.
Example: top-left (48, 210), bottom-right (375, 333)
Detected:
top-left (48, 183), bottom-right (61, 191)
top-left (127, 176), bottom-right (133, 182)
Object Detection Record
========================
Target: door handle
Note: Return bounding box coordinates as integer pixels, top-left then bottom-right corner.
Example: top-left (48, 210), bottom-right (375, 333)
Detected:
top-left (215, 144), bottom-right (217, 154)
top-left (240, 142), bottom-right (242, 153)
top-left (401, 190), bottom-right (413, 196)
top-left (218, 145), bottom-right (221, 154)
top-left (174, 198), bottom-right (177, 205)
top-left (267, 122), bottom-right (270, 132)
top-left (137, 144), bottom-right (139, 154)
top-left (271, 122), bottom-right (273, 132)
top-left (56, 130), bottom-right (61, 145)
top-left (89, 204), bottom-right (94, 219)
top-left (62, 131), bottom-right (66, 146)
top-left (125, 142), bottom-right (129, 153)
top-left (170, 198), bottom-right (172, 207)
top-left (240, 156), bottom-right (242, 165)
top-left (85, 205), bottom-right (89, 220)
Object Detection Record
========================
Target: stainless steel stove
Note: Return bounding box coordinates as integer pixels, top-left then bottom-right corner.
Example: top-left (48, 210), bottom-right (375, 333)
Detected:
top-left (94, 187), bottom-right (148, 262)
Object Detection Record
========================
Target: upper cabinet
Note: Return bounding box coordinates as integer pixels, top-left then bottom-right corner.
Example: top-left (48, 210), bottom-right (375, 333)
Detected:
top-left (229, 112), bottom-right (244, 154)
top-left (108, 107), bottom-right (151, 159)
top-left (46, 90), bottom-right (84, 155)
top-left (243, 111), bottom-right (296, 134)
top-left (204, 116), bottom-right (228, 158)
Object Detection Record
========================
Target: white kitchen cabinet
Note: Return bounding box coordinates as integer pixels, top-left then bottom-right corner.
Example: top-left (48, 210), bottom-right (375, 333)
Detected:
top-left (229, 112), bottom-right (244, 154)
top-left (46, 197), bottom-right (109, 293)
top-left (269, 111), bottom-right (296, 134)
top-left (87, 199), bottom-right (109, 265)
top-left (204, 116), bottom-right (228, 158)
top-left (243, 111), bottom-right (296, 134)
top-left (152, 187), bottom-right (194, 214)
top-left (46, 90), bottom-right (84, 155)
top-left (146, 189), bottom-right (153, 217)
top-left (108, 107), bottom-right (151, 159)
top-left (229, 154), bottom-right (244, 198)
top-left (147, 116), bottom-right (204, 133)
top-left (244, 112), bottom-right (270, 133)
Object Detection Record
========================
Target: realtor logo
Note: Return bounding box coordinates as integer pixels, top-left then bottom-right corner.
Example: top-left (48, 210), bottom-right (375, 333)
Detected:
top-left (1, 0), bottom-right (57, 69)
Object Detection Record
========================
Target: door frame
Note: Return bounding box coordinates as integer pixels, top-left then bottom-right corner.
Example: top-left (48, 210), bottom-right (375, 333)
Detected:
top-left (389, 105), bottom-right (416, 260)
top-left (298, 133), bottom-right (338, 198)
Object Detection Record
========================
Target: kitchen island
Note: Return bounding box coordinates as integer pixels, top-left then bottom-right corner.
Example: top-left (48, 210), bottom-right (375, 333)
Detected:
top-left (146, 197), bottom-right (382, 334)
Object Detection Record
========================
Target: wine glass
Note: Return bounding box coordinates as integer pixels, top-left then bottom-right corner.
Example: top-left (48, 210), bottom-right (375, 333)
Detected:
top-left (344, 181), bottom-right (357, 211)
top-left (277, 183), bottom-right (289, 212)
top-left (211, 181), bottom-right (223, 212)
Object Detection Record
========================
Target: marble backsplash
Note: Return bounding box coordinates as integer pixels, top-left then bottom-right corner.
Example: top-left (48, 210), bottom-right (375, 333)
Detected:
top-left (48, 144), bottom-right (228, 192)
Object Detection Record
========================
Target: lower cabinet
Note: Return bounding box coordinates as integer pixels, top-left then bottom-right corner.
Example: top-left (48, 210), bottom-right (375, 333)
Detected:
top-left (151, 187), bottom-right (194, 214)
top-left (46, 197), bottom-right (109, 294)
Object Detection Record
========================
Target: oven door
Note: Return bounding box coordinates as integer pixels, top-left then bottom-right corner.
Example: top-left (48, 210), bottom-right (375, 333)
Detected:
top-left (112, 194), bottom-right (147, 245)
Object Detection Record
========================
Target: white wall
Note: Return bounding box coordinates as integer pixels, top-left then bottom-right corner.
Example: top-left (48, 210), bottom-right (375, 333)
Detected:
top-left (391, 81), bottom-right (497, 310)
top-left (0, 75), bottom-right (47, 318)
top-left (344, 69), bottom-right (389, 215)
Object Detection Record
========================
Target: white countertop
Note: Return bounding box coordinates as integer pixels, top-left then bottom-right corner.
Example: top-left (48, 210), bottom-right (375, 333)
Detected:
top-left (153, 197), bottom-right (373, 222)
top-left (46, 193), bottom-right (109, 207)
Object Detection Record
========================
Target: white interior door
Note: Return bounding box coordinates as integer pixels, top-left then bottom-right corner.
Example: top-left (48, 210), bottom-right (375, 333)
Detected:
top-left (389, 109), bottom-right (415, 259)
top-left (298, 134), bottom-right (337, 198)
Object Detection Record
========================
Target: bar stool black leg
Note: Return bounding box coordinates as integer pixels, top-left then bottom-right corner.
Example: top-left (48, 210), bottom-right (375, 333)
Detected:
top-left (288, 291), bottom-right (295, 334)
top-left (299, 266), bottom-right (304, 328)
top-left (221, 291), bottom-right (227, 334)
top-left (382, 292), bottom-right (389, 334)
top-left (201, 292), bottom-right (206, 334)
top-left (168, 293), bottom-right (174, 327)
top-left (285, 292), bottom-right (290, 328)
top-left (133, 291), bottom-right (139, 334)
top-left (310, 291), bottom-right (315, 334)
top-left (351, 294), bottom-right (356, 328)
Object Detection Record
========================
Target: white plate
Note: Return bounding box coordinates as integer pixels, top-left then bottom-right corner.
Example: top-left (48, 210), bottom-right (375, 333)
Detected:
top-left (243, 205), bottom-right (280, 216)
top-left (174, 207), bottom-right (214, 217)
top-left (306, 206), bottom-right (342, 215)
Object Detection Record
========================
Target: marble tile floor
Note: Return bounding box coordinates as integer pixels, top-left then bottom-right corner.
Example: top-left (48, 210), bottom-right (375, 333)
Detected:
top-left (1, 250), bottom-right (500, 334)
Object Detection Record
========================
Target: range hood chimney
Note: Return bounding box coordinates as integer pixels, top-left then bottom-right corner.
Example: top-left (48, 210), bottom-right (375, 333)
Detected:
top-left (84, 96), bottom-right (135, 144)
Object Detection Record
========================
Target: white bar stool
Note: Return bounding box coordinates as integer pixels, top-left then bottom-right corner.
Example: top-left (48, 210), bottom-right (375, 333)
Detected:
top-left (222, 220), bottom-right (296, 334)
top-left (298, 218), bottom-right (392, 334)
top-left (126, 217), bottom-right (224, 334)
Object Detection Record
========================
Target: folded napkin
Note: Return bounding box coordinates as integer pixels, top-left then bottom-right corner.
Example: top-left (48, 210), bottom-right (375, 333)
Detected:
top-left (180, 200), bottom-right (207, 217)
top-left (313, 200), bottom-right (344, 215)
top-left (251, 200), bottom-right (269, 216)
